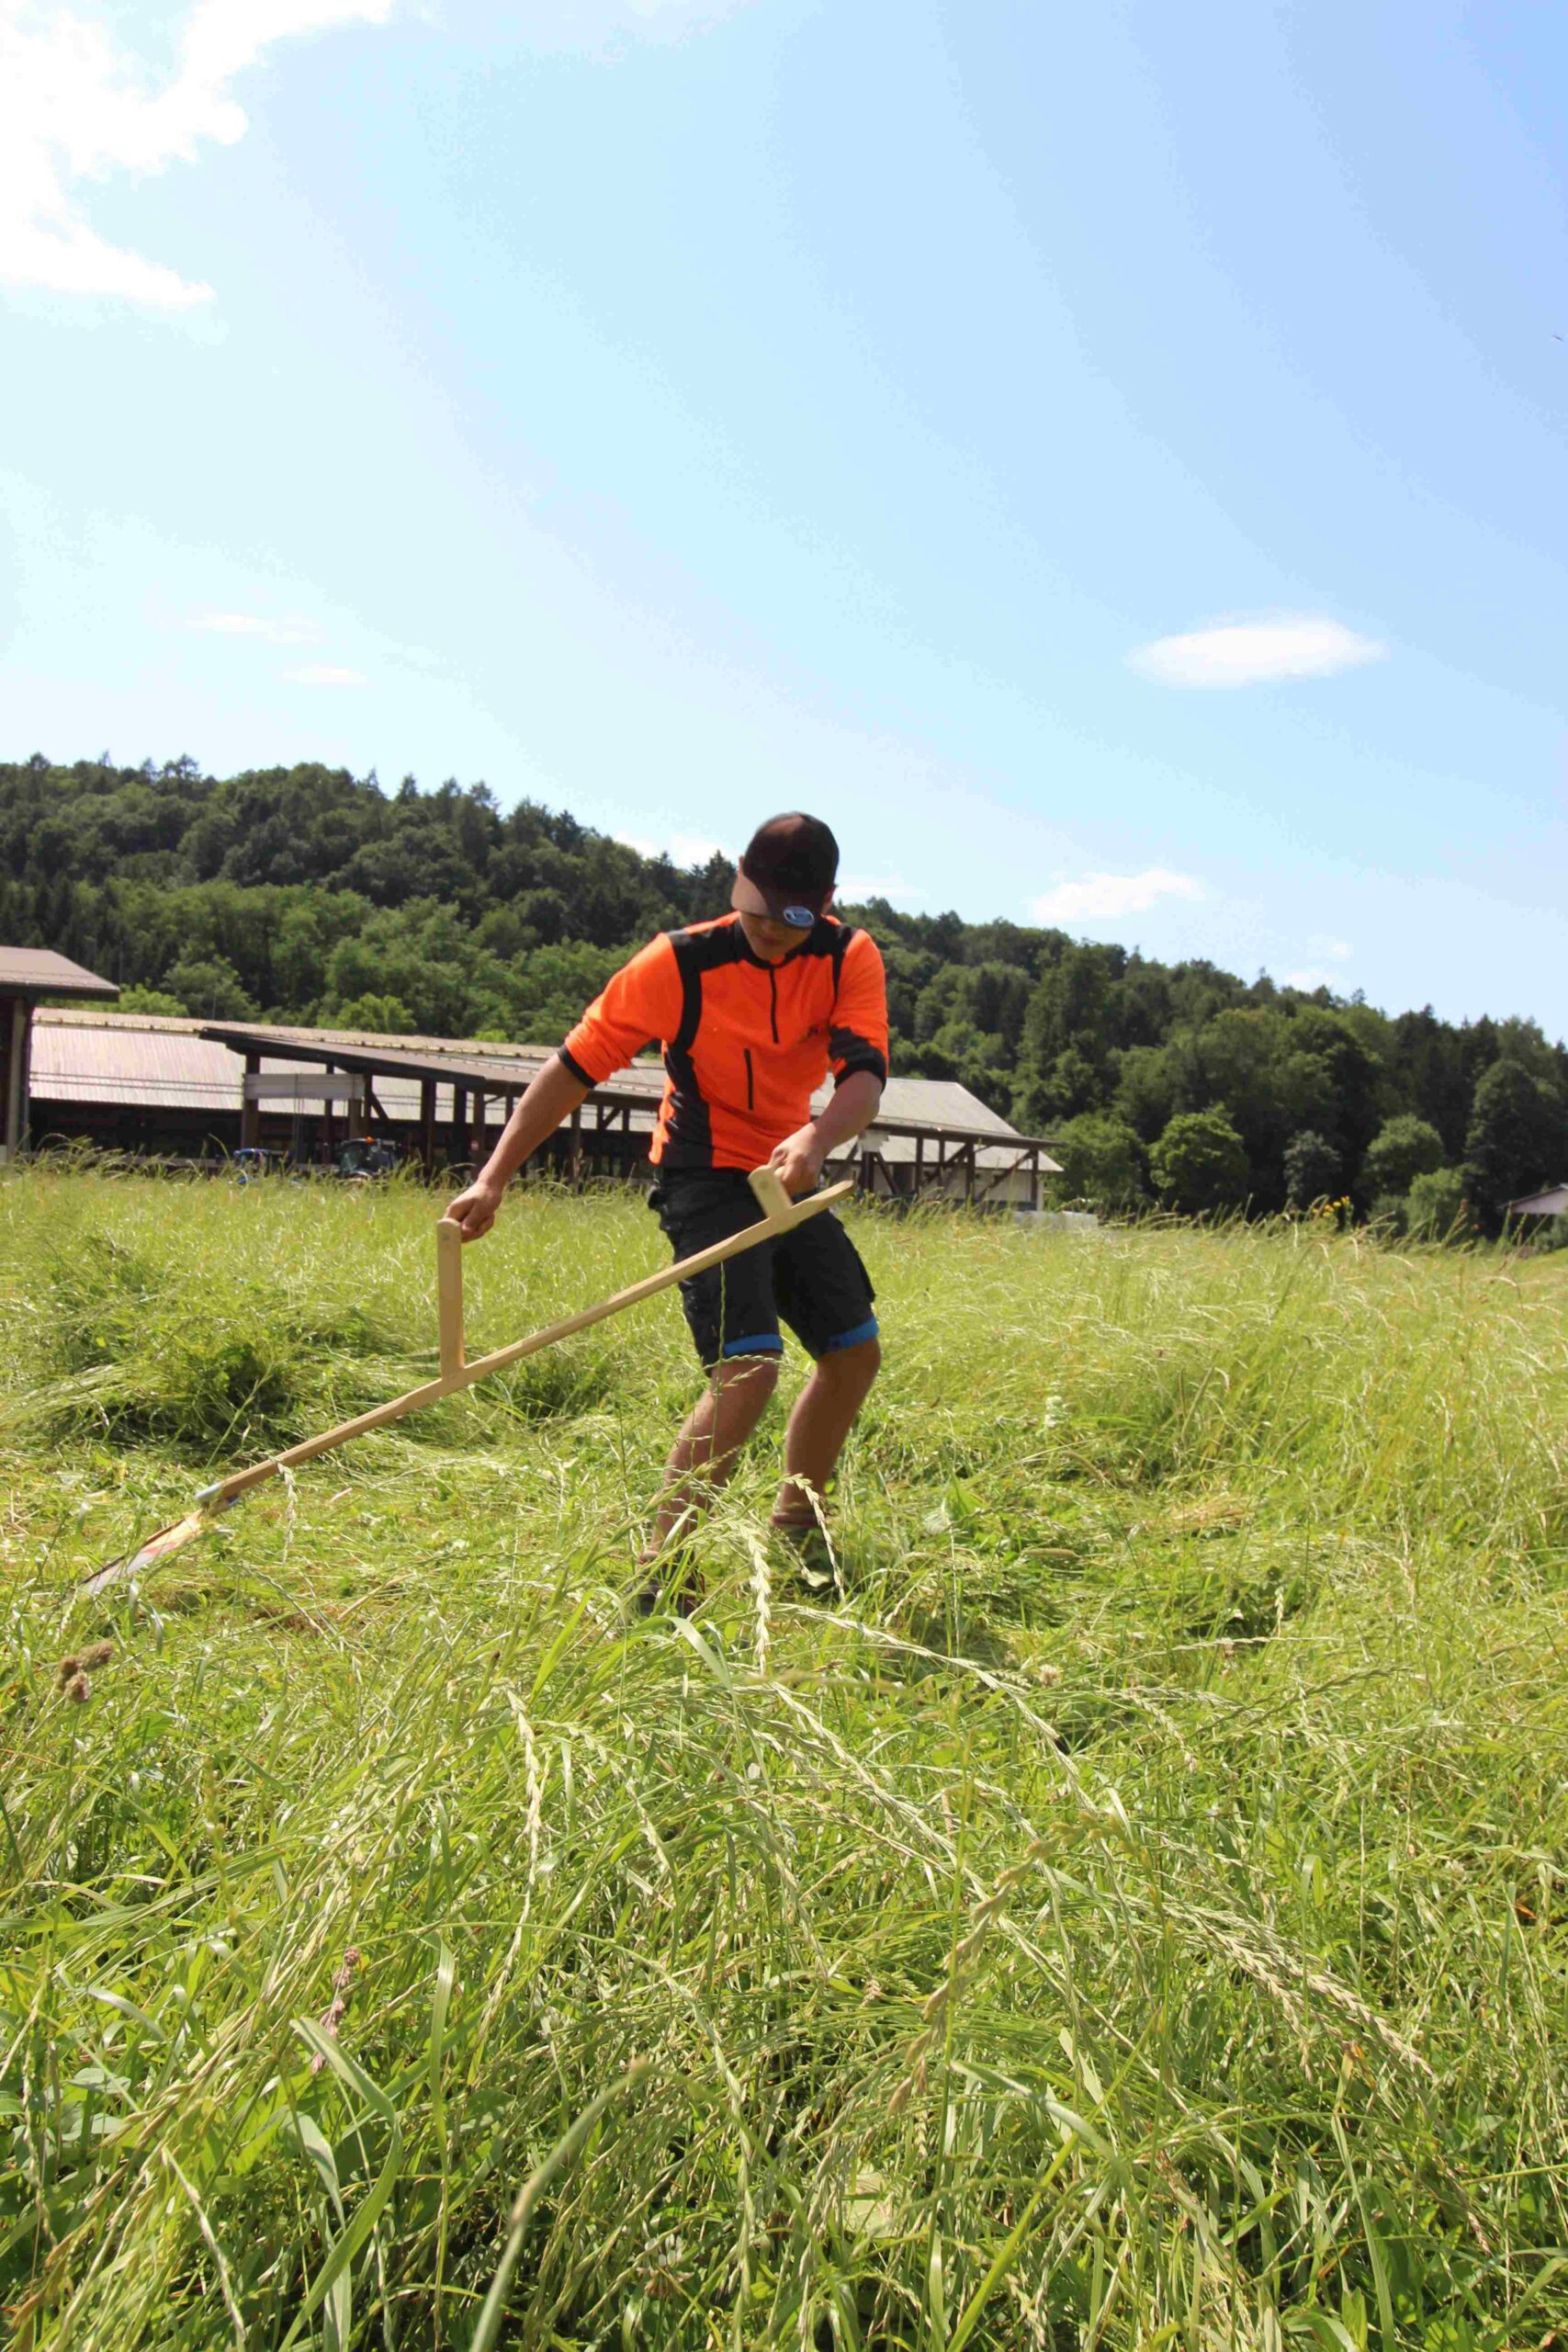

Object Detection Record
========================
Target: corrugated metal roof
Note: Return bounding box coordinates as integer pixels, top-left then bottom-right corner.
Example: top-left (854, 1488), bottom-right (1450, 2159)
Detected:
top-left (33, 1010), bottom-right (1056, 1162)
top-left (1509, 1183), bottom-right (1567, 1216)
top-left (30, 1012), bottom-right (426, 1117)
top-left (0, 947), bottom-right (118, 999)
top-left (201, 1021), bottom-right (669, 1100)
top-left (198, 1023), bottom-right (1050, 1145)
top-left (875, 1077), bottom-right (1021, 1137)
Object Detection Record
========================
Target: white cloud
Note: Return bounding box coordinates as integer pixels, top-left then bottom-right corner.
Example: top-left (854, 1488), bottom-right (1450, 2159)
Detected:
top-left (1031, 867), bottom-right (1204, 925)
top-left (193, 610), bottom-right (319, 644)
top-left (615, 831), bottom-right (728, 866)
top-left (1127, 615), bottom-right (1388, 690)
top-left (1283, 969), bottom-right (1341, 993)
top-left (0, 0), bottom-right (395, 308)
top-left (285, 662), bottom-right (367, 685)
top-left (1312, 935), bottom-right (1354, 963)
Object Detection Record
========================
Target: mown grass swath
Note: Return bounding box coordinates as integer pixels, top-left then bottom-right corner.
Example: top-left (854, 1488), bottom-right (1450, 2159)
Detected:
top-left (2, 1165), bottom-right (1565, 2349)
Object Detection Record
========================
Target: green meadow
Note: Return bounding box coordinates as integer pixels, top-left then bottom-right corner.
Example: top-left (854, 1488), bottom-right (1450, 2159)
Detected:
top-left (2, 1168), bottom-right (1565, 2350)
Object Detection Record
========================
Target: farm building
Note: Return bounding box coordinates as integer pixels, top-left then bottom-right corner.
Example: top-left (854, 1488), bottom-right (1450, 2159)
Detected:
top-left (1508, 1182), bottom-right (1567, 1220)
top-left (0, 947), bottom-right (118, 1161)
top-left (26, 1007), bottom-right (1059, 1205)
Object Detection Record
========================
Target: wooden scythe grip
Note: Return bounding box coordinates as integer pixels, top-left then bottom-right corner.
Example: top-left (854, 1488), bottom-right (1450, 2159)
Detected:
top-left (435, 1216), bottom-right (465, 1376)
top-left (746, 1165), bottom-right (795, 1221)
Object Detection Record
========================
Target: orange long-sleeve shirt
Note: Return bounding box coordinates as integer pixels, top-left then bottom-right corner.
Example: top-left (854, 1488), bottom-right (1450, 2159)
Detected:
top-left (560, 913), bottom-right (888, 1171)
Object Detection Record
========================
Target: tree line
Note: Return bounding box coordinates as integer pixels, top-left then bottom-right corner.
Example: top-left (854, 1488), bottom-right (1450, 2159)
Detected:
top-left (4, 754), bottom-right (1564, 1234)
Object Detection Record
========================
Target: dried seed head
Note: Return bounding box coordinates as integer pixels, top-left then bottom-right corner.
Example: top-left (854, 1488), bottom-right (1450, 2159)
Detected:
top-left (79, 1641), bottom-right (115, 1673)
top-left (56, 1655), bottom-right (79, 1685)
top-left (65, 1674), bottom-right (90, 1704)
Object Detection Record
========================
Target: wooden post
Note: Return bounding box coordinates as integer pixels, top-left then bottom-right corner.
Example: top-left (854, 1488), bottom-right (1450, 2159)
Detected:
top-left (452, 1084), bottom-right (468, 1169)
top-left (964, 1141), bottom-right (976, 1205)
top-left (240, 1054), bottom-right (261, 1150)
top-left (1030, 1147), bottom-right (1040, 1213)
top-left (1, 997), bottom-right (28, 1161)
top-left (419, 1079), bottom-right (436, 1177)
top-left (914, 1130), bottom-right (924, 1204)
top-left (569, 1102), bottom-right (582, 1190)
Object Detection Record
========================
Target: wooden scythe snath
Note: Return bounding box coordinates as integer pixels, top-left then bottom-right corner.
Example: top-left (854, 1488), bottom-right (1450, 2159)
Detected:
top-left (84, 1167), bottom-right (852, 1596)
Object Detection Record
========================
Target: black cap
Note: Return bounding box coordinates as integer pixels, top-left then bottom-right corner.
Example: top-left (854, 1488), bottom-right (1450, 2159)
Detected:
top-left (731, 812), bottom-right (840, 930)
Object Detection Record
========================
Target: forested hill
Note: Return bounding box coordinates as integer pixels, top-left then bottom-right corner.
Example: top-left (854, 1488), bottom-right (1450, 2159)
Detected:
top-left (4, 754), bottom-right (1564, 1230)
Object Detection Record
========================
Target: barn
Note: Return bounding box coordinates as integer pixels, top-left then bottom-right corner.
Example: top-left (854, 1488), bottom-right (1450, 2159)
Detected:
top-left (25, 1007), bottom-right (1060, 1205)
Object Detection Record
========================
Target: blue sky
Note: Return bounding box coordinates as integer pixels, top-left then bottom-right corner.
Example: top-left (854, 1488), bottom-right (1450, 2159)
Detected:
top-left (2, 0), bottom-right (1564, 1031)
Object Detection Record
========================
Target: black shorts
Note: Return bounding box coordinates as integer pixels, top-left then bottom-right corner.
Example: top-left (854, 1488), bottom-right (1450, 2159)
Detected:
top-left (650, 1170), bottom-right (878, 1371)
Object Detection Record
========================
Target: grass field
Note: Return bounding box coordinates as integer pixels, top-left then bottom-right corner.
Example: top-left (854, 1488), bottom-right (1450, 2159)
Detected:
top-left (3, 1167), bottom-right (1566, 2351)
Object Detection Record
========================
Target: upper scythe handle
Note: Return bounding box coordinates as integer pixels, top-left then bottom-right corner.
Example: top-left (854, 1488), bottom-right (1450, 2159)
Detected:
top-left (746, 1165), bottom-right (795, 1222)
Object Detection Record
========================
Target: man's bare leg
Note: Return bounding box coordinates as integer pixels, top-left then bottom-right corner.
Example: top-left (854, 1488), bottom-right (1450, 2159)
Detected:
top-left (648, 1353), bottom-right (781, 1555)
top-left (773, 1337), bottom-right (881, 1535)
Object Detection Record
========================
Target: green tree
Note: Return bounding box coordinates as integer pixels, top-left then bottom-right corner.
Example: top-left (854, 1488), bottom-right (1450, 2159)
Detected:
top-left (327, 992), bottom-right (414, 1034)
top-left (162, 955), bottom-right (256, 1021)
top-left (1283, 1129), bottom-right (1341, 1209)
top-left (1405, 1167), bottom-right (1467, 1240)
top-left (116, 984), bottom-right (190, 1017)
top-left (1364, 1114), bottom-right (1445, 1198)
top-left (1113, 1042), bottom-right (1181, 1143)
top-left (1151, 1110), bottom-right (1250, 1216)
top-left (1048, 1113), bottom-right (1148, 1212)
top-left (1462, 1060), bottom-right (1568, 1232)
top-left (1014, 944), bottom-right (1118, 1123)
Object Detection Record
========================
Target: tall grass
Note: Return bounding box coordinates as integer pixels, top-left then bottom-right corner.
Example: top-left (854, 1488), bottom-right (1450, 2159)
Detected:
top-left (2, 1167), bottom-right (1565, 2349)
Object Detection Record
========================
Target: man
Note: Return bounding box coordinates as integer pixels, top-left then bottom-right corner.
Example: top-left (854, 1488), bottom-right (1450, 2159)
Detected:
top-left (446, 812), bottom-right (888, 1600)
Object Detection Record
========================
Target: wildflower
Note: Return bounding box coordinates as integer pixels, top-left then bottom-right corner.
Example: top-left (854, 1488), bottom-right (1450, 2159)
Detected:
top-left (65, 1673), bottom-right (90, 1704)
top-left (79, 1641), bottom-right (115, 1672)
top-left (55, 1655), bottom-right (79, 1686)
top-left (311, 1949), bottom-right (364, 2072)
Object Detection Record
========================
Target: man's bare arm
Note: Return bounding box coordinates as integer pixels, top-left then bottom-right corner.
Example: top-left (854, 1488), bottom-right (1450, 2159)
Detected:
top-left (768, 1070), bottom-right (884, 1196)
top-left (446, 1054), bottom-right (591, 1240)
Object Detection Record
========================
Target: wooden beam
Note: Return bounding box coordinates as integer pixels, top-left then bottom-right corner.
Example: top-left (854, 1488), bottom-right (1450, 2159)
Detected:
top-left (1, 998), bottom-right (28, 1161)
top-left (243, 1070), bottom-right (367, 1103)
top-left (419, 1078), bottom-right (436, 1177)
top-left (975, 1148), bottom-right (1032, 1207)
top-left (240, 1054), bottom-right (261, 1149)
